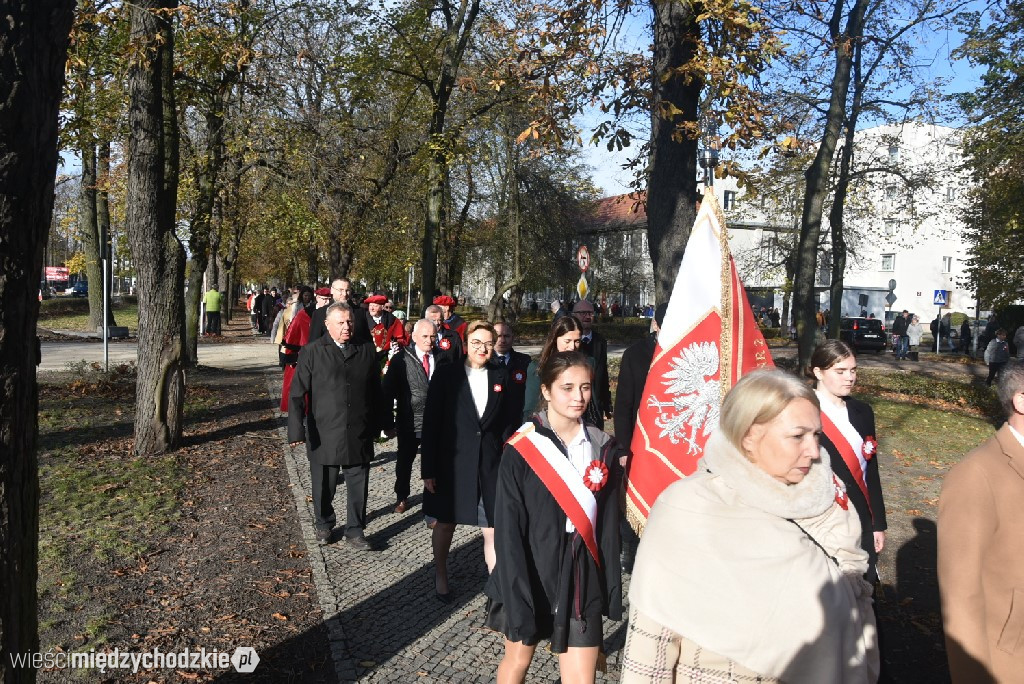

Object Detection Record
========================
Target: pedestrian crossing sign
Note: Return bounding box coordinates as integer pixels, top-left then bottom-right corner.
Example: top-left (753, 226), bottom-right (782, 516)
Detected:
top-left (933, 290), bottom-right (947, 306)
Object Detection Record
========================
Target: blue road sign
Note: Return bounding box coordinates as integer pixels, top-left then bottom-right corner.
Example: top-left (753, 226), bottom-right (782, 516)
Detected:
top-left (933, 290), bottom-right (947, 306)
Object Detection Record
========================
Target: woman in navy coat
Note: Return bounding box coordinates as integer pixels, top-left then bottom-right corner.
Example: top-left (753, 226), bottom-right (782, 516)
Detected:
top-left (421, 320), bottom-right (518, 601)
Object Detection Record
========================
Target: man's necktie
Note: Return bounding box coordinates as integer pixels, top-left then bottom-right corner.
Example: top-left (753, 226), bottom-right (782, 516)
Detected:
top-left (421, 352), bottom-right (430, 378)
top-left (501, 355), bottom-right (508, 365)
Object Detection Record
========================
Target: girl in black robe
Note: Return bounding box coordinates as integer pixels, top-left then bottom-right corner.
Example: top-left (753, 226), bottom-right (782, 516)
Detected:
top-left (809, 340), bottom-right (888, 583)
top-left (485, 351), bottom-right (623, 683)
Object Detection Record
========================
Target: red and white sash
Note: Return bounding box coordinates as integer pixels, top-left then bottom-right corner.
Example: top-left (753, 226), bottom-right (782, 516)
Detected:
top-left (507, 423), bottom-right (601, 567)
top-left (817, 395), bottom-right (872, 519)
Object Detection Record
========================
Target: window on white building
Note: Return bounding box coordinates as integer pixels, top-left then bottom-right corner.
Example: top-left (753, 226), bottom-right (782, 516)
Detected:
top-left (641, 231), bottom-right (648, 255)
top-left (942, 256), bottom-right (953, 273)
top-left (883, 219), bottom-right (896, 237)
top-left (946, 186), bottom-right (957, 201)
top-left (884, 184), bottom-right (897, 200)
top-left (723, 190), bottom-right (738, 210)
top-left (888, 145), bottom-right (899, 163)
top-left (881, 254), bottom-right (895, 271)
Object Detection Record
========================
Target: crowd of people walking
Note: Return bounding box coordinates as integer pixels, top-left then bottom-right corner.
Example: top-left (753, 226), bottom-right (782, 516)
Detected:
top-left (264, 278), bottom-right (1022, 682)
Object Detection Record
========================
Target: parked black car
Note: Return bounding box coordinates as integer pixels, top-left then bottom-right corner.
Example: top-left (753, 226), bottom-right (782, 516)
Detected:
top-left (71, 281), bottom-right (88, 297)
top-left (839, 317), bottom-right (887, 353)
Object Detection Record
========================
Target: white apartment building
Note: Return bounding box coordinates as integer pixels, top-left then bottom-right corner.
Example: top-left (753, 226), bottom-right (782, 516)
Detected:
top-left (685, 121), bottom-right (976, 323)
top-left (460, 122), bottom-right (978, 321)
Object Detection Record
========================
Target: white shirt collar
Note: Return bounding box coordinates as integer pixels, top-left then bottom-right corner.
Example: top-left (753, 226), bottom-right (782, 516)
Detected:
top-left (1009, 423), bottom-right (1024, 450)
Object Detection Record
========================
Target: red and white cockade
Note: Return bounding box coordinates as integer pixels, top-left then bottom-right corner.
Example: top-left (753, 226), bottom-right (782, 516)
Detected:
top-left (832, 475), bottom-right (849, 510)
top-left (493, 384), bottom-right (503, 393)
top-left (862, 436), bottom-right (878, 460)
top-left (584, 460), bottom-right (609, 492)
top-left (438, 338), bottom-right (451, 350)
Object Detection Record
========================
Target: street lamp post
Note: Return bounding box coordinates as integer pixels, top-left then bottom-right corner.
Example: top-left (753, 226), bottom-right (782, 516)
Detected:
top-left (699, 140), bottom-right (720, 189)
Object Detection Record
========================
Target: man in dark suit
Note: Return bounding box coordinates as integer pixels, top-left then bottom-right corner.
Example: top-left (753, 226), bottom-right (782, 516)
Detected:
top-left (573, 299), bottom-right (612, 429)
top-left (614, 303), bottom-right (667, 450)
top-left (254, 286), bottom-right (269, 334)
top-left (308, 278), bottom-right (370, 345)
top-left (493, 321), bottom-right (531, 422)
top-left (424, 304), bottom-right (463, 365)
top-left (381, 319), bottom-right (436, 514)
top-left (613, 302), bottom-right (666, 572)
top-left (288, 303), bottom-right (383, 550)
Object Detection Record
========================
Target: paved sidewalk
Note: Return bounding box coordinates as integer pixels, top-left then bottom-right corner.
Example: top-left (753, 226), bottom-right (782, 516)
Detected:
top-left (39, 339), bottom-right (279, 372)
top-left (265, 372), bottom-right (630, 683)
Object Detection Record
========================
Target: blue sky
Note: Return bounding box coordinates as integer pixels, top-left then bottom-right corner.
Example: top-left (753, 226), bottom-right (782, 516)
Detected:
top-left (580, 1), bottom-right (989, 196)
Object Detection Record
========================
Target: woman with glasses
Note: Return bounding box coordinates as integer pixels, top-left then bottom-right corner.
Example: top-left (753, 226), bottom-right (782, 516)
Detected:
top-left (421, 320), bottom-right (518, 602)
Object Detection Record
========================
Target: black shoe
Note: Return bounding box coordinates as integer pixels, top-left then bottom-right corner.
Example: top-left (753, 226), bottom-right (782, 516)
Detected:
top-left (315, 527), bottom-right (332, 544)
top-left (435, 590), bottom-right (452, 604)
top-left (345, 535), bottom-right (372, 551)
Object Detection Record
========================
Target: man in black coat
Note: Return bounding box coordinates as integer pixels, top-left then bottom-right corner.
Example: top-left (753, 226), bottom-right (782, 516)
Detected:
top-left (381, 319), bottom-right (436, 514)
top-left (891, 309), bottom-right (910, 359)
top-left (308, 278), bottom-right (370, 346)
top-left (288, 302), bottom-right (383, 550)
top-left (614, 303), bottom-right (667, 451)
top-left (254, 286), bottom-right (269, 334)
top-left (425, 304), bottom-right (463, 365)
top-left (260, 287), bottom-right (279, 335)
top-left (493, 321), bottom-right (531, 423)
top-left (573, 299), bottom-right (612, 429)
top-left (613, 302), bottom-right (666, 572)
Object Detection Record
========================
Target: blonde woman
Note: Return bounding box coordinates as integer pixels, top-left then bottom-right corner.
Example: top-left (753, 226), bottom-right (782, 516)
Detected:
top-left (623, 369), bottom-right (878, 683)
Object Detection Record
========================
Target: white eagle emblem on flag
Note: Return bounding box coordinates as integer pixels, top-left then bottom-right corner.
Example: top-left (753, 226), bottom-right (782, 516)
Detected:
top-left (646, 341), bottom-right (721, 456)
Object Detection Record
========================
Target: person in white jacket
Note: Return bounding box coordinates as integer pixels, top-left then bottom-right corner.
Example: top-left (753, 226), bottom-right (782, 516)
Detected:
top-left (623, 369), bottom-right (878, 683)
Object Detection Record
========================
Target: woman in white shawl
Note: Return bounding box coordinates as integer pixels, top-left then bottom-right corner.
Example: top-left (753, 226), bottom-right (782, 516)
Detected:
top-left (622, 369), bottom-right (878, 683)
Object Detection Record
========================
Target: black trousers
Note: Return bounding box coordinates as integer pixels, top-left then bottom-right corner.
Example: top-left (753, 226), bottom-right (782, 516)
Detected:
top-left (988, 361), bottom-right (1007, 386)
top-left (394, 432), bottom-right (420, 503)
top-left (310, 461), bottom-right (370, 538)
top-left (205, 311), bottom-right (221, 335)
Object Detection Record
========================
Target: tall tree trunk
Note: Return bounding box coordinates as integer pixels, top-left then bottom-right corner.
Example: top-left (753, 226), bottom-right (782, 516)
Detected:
top-left (79, 138), bottom-right (106, 330)
top-left (186, 89), bottom-right (230, 362)
top-left (0, 2), bottom-right (75, 681)
top-left (419, 0), bottom-right (481, 310)
top-left (184, 254), bottom-right (207, 362)
top-left (646, 0), bottom-right (702, 304)
top-left (792, 0), bottom-right (868, 371)
top-left (827, 36), bottom-right (865, 341)
top-left (446, 169), bottom-right (473, 294)
top-left (828, 136), bottom-right (854, 339)
top-left (219, 170), bottom-right (243, 320)
top-left (97, 141), bottom-right (116, 325)
top-left (124, 0), bottom-right (186, 456)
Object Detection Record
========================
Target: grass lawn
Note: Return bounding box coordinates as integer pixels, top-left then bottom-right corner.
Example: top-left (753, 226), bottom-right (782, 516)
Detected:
top-left (37, 297), bottom-right (139, 333)
top-left (34, 365), bottom-right (333, 680)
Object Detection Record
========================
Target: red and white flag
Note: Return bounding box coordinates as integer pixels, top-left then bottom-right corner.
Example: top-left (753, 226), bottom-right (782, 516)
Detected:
top-left (625, 193), bottom-right (774, 533)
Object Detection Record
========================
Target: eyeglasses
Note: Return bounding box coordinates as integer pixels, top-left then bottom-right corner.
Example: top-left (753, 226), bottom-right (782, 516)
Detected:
top-left (469, 340), bottom-right (495, 350)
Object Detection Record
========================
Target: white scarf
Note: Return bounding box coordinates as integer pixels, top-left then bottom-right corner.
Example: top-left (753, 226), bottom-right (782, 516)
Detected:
top-left (629, 431), bottom-right (877, 682)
